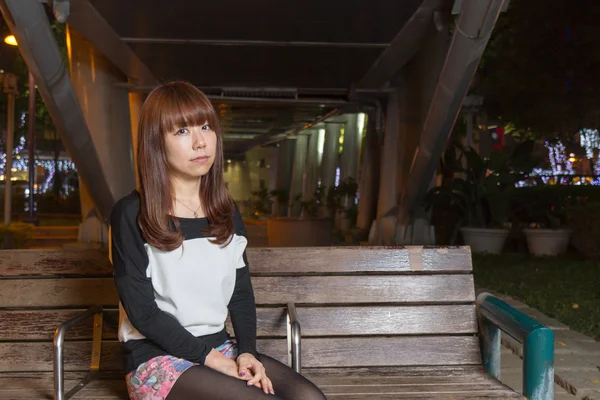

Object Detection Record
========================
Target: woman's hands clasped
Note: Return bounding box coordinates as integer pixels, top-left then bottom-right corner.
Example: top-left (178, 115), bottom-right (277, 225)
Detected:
top-left (205, 349), bottom-right (274, 395)
top-left (237, 353), bottom-right (275, 395)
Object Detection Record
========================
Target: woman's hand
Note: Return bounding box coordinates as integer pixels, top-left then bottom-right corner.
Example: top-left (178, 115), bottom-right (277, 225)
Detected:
top-left (237, 353), bottom-right (275, 395)
top-left (205, 348), bottom-right (241, 379)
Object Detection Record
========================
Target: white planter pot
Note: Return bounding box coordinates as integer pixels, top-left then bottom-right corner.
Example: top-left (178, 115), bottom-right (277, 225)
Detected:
top-left (523, 229), bottom-right (571, 257)
top-left (460, 227), bottom-right (510, 254)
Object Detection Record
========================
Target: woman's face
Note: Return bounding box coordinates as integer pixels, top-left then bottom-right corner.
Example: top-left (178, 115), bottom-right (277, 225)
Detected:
top-left (164, 121), bottom-right (217, 181)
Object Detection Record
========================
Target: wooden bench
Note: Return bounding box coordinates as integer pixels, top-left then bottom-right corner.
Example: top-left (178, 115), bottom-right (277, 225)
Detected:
top-left (0, 247), bottom-right (554, 399)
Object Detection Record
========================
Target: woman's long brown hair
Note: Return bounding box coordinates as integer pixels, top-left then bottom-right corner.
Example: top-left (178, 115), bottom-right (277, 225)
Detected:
top-left (137, 81), bottom-right (234, 251)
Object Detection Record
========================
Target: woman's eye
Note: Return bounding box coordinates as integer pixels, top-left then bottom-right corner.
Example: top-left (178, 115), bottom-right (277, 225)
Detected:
top-left (176, 128), bottom-right (188, 135)
top-left (201, 124), bottom-right (211, 131)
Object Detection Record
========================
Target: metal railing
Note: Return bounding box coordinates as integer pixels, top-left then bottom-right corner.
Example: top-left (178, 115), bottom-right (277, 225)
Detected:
top-left (286, 302), bottom-right (301, 374)
top-left (477, 293), bottom-right (554, 400)
top-left (54, 305), bottom-right (104, 400)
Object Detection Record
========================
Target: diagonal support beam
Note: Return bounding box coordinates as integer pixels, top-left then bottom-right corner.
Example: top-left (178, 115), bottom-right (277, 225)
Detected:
top-left (358, 0), bottom-right (449, 89)
top-left (399, 0), bottom-right (506, 222)
top-left (0, 0), bottom-right (116, 221)
top-left (68, 0), bottom-right (157, 86)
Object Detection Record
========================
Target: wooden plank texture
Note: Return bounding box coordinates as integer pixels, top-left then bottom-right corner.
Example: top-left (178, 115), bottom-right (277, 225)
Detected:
top-left (0, 305), bottom-right (476, 340)
top-left (0, 309), bottom-right (120, 341)
top-left (0, 380), bottom-right (522, 400)
top-left (0, 336), bottom-right (481, 372)
top-left (0, 367), bottom-right (522, 399)
top-left (252, 275), bottom-right (476, 304)
top-left (0, 247), bottom-right (471, 277)
top-left (0, 279), bottom-right (119, 307)
top-left (0, 275), bottom-right (475, 308)
top-left (247, 246), bottom-right (472, 274)
top-left (0, 250), bottom-right (111, 277)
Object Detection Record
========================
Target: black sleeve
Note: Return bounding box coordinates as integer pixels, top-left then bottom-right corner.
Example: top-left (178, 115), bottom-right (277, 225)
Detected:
top-left (111, 196), bottom-right (212, 364)
top-left (228, 203), bottom-right (259, 358)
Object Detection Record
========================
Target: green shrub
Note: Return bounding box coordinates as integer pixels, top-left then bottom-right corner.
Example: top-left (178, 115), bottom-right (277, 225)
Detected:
top-left (566, 203), bottom-right (600, 259)
top-left (0, 223), bottom-right (36, 249)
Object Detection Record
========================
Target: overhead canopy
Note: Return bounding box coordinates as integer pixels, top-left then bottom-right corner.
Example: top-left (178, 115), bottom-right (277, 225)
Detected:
top-left (69, 0), bottom-right (441, 157)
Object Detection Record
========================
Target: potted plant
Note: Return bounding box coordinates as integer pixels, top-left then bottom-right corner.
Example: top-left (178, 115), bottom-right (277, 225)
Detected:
top-left (269, 189), bottom-right (289, 217)
top-left (327, 177), bottom-right (358, 231)
top-left (425, 140), bottom-right (536, 254)
top-left (518, 187), bottom-right (572, 256)
top-left (250, 187), bottom-right (272, 218)
top-left (266, 186), bottom-right (333, 247)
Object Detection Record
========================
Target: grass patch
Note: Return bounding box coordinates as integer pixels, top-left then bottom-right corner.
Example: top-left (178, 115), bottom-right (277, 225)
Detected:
top-left (473, 253), bottom-right (600, 340)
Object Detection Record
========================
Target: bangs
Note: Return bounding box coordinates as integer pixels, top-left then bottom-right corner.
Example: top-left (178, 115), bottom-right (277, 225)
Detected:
top-left (157, 83), bottom-right (219, 134)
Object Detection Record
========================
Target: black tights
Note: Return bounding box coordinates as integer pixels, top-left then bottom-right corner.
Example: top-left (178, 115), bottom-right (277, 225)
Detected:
top-left (166, 354), bottom-right (327, 400)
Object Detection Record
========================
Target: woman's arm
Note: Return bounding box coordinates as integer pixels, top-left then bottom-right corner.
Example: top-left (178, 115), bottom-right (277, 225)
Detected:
top-left (228, 264), bottom-right (258, 357)
top-left (111, 197), bottom-right (213, 364)
top-left (227, 203), bottom-right (259, 358)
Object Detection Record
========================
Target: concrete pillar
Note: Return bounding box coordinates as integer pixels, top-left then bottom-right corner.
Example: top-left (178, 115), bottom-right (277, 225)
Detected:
top-left (372, 90), bottom-right (403, 245)
top-left (321, 122), bottom-right (341, 193)
top-left (340, 114), bottom-right (360, 182)
top-left (392, 21), bottom-right (450, 245)
top-left (289, 135), bottom-right (308, 217)
top-left (357, 114), bottom-right (380, 232)
top-left (304, 129), bottom-right (320, 201)
top-left (68, 27), bottom-right (135, 245)
top-left (268, 147), bottom-right (278, 191)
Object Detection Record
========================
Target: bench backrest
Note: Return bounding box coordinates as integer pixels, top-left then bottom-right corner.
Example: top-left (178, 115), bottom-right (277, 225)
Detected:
top-left (0, 246), bottom-right (479, 373)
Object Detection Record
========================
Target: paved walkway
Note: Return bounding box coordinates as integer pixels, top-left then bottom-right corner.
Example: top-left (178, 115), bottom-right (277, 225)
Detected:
top-left (480, 289), bottom-right (600, 400)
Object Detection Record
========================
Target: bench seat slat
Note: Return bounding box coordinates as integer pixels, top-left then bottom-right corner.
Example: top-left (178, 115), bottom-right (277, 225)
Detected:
top-left (0, 336), bottom-right (481, 372)
top-left (0, 275), bottom-right (476, 307)
top-left (247, 247), bottom-right (472, 274)
top-left (254, 275), bottom-right (476, 304)
top-left (0, 366), bottom-right (523, 399)
top-left (0, 247), bottom-right (472, 277)
top-left (0, 305), bottom-right (477, 340)
top-left (0, 250), bottom-right (111, 277)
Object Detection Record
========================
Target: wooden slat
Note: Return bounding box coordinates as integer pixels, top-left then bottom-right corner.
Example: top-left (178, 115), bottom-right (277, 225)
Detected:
top-left (0, 336), bottom-right (480, 372)
top-left (0, 342), bottom-right (124, 372)
top-left (0, 279), bottom-right (119, 308)
top-left (294, 336), bottom-right (482, 368)
top-left (286, 305), bottom-right (478, 336)
top-left (0, 379), bottom-right (521, 400)
top-left (0, 250), bottom-right (111, 277)
top-left (253, 305), bottom-right (477, 336)
top-left (0, 309), bottom-right (119, 341)
top-left (252, 275), bottom-right (476, 304)
top-left (0, 305), bottom-right (476, 341)
top-left (0, 247), bottom-right (471, 277)
top-left (0, 367), bottom-right (522, 400)
top-left (0, 275), bottom-right (475, 308)
top-left (324, 392), bottom-right (522, 399)
top-left (247, 246), bottom-right (472, 274)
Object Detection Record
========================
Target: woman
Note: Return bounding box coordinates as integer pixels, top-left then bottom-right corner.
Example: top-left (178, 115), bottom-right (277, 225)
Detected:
top-left (111, 81), bottom-right (326, 400)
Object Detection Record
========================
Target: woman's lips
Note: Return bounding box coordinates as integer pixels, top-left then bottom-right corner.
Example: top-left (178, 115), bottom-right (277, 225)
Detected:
top-left (191, 155), bottom-right (210, 163)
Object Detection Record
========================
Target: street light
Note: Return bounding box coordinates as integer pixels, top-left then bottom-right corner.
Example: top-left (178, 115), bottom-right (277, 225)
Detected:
top-left (4, 35), bottom-right (17, 46)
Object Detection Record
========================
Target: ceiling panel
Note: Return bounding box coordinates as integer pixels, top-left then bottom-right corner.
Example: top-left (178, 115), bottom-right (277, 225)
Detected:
top-left (90, 0), bottom-right (423, 43)
top-left (127, 43), bottom-right (382, 88)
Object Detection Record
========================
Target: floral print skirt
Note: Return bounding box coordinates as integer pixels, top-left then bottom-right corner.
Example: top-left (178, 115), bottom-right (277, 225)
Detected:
top-left (125, 340), bottom-right (238, 400)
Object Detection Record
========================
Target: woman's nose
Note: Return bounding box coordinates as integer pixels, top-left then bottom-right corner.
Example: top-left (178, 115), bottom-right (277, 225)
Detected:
top-left (193, 130), bottom-right (206, 149)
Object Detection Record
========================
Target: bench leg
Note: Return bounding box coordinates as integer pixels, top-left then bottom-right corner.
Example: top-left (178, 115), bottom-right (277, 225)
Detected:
top-left (54, 306), bottom-right (103, 400)
top-left (481, 319), bottom-right (501, 380)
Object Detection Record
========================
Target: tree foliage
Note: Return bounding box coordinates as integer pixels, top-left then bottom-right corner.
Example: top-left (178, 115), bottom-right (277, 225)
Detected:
top-left (475, 0), bottom-right (600, 139)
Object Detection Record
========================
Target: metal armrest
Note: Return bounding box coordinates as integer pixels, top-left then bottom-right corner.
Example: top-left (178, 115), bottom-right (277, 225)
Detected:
top-left (286, 302), bottom-right (301, 374)
top-left (54, 305), bottom-right (104, 400)
top-left (476, 293), bottom-right (554, 400)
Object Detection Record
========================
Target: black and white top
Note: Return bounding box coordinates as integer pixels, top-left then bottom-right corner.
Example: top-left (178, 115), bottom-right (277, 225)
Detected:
top-left (110, 191), bottom-right (258, 373)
